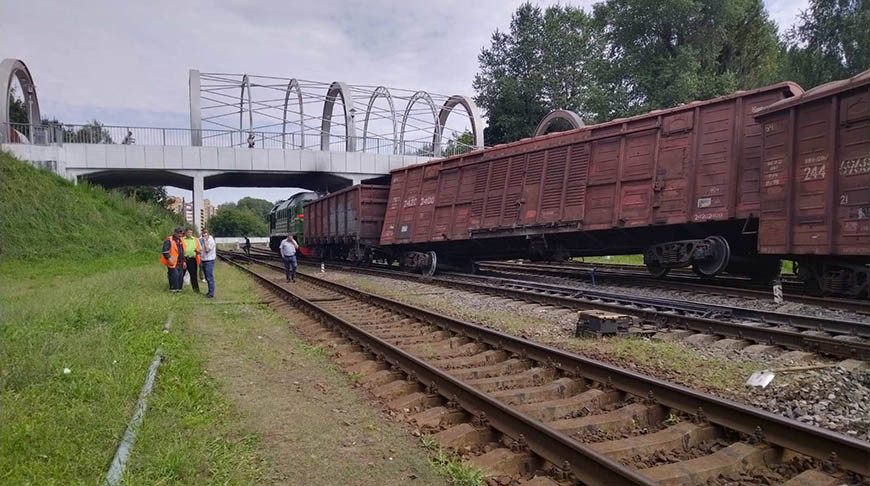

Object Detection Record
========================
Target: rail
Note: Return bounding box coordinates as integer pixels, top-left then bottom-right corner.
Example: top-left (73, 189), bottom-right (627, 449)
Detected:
top-left (0, 121), bottom-right (478, 157)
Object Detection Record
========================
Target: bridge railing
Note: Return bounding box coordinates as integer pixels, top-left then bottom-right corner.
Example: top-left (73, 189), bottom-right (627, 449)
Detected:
top-left (1, 122), bottom-right (477, 157)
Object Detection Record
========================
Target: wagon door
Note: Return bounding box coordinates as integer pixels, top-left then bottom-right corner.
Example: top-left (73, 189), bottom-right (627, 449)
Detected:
top-left (501, 155), bottom-right (527, 226)
top-left (835, 89), bottom-right (870, 255)
top-left (652, 112), bottom-right (694, 225)
top-left (432, 168), bottom-right (459, 241)
top-left (791, 100), bottom-right (833, 254)
top-left (520, 151), bottom-right (545, 224)
top-left (618, 130), bottom-right (656, 226)
top-left (483, 158), bottom-right (509, 228)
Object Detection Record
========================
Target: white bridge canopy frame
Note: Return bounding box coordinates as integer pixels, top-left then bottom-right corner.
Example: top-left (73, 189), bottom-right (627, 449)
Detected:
top-left (189, 70), bottom-right (486, 155)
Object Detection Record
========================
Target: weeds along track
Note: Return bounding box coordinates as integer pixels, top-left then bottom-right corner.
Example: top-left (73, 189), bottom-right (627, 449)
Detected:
top-left (221, 251), bottom-right (869, 485)
top-left (245, 249), bottom-right (870, 360)
top-left (474, 261), bottom-right (870, 316)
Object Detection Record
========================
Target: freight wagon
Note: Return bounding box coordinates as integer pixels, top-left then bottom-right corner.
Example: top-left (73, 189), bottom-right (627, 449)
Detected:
top-left (380, 81), bottom-right (804, 280)
top-left (754, 70), bottom-right (870, 295)
top-left (302, 184), bottom-right (390, 262)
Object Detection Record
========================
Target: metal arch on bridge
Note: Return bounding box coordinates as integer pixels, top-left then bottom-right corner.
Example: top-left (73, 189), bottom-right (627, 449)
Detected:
top-left (435, 95), bottom-right (484, 156)
top-left (533, 109), bottom-right (584, 137)
top-left (400, 90), bottom-right (440, 155)
top-left (320, 81), bottom-right (357, 152)
top-left (362, 86), bottom-right (397, 154)
top-left (1, 58), bottom-right (41, 143)
top-left (282, 79), bottom-right (305, 148)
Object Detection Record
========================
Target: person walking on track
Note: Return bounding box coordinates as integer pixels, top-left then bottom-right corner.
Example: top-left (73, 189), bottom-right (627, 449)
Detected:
top-left (160, 227), bottom-right (186, 292)
top-left (279, 234), bottom-right (299, 282)
top-left (182, 228), bottom-right (202, 293)
top-left (243, 236), bottom-right (251, 256)
top-left (200, 229), bottom-right (217, 298)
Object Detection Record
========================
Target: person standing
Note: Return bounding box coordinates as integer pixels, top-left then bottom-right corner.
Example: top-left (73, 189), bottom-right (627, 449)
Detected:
top-left (279, 234), bottom-right (299, 282)
top-left (243, 236), bottom-right (251, 256)
top-left (182, 228), bottom-right (202, 292)
top-left (160, 227), bottom-right (186, 292)
top-left (200, 229), bottom-right (217, 298)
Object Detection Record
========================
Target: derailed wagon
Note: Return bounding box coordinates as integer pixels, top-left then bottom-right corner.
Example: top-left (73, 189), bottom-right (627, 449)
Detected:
top-left (302, 71), bottom-right (870, 296)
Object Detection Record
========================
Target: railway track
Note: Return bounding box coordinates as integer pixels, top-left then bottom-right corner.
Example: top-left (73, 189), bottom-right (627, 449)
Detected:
top-left (474, 261), bottom-right (870, 316)
top-left (221, 251), bottom-right (869, 485)
top-left (243, 248), bottom-right (870, 360)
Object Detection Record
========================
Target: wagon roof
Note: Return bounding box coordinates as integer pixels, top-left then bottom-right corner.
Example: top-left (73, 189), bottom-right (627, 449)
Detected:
top-left (754, 69), bottom-right (870, 118)
top-left (392, 81), bottom-right (803, 173)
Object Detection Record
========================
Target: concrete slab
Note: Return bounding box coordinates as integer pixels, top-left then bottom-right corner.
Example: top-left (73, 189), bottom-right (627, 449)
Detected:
top-left (781, 469), bottom-right (841, 486)
top-left (434, 423), bottom-right (496, 449)
top-left (711, 338), bottom-right (751, 350)
top-left (684, 333), bottom-right (719, 345)
top-left (516, 389), bottom-right (623, 422)
top-left (742, 344), bottom-right (781, 357)
top-left (549, 403), bottom-right (665, 436)
top-left (777, 351), bottom-right (817, 364)
top-left (644, 443), bottom-right (779, 486)
top-left (388, 392), bottom-right (440, 412)
top-left (837, 359), bottom-right (869, 372)
top-left (589, 423), bottom-right (719, 461)
top-left (489, 378), bottom-right (581, 406)
top-left (470, 448), bottom-right (534, 476)
top-left (410, 406), bottom-right (466, 429)
top-left (371, 379), bottom-right (421, 401)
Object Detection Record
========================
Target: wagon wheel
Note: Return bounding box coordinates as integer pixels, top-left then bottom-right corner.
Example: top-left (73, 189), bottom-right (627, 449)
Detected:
top-left (424, 251), bottom-right (437, 278)
top-left (646, 259), bottom-right (670, 278)
top-left (692, 236), bottom-right (730, 278)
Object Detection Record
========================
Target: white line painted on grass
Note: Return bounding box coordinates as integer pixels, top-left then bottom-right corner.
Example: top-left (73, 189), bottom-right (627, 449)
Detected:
top-left (103, 313), bottom-right (172, 486)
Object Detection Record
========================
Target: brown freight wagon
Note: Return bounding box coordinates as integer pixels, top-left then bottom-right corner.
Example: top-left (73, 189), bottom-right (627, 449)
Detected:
top-left (380, 82), bottom-right (804, 278)
top-left (754, 70), bottom-right (870, 296)
top-left (303, 184), bottom-right (390, 262)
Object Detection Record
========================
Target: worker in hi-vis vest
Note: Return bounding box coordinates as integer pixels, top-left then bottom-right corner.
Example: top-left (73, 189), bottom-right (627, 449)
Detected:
top-left (160, 227), bottom-right (187, 292)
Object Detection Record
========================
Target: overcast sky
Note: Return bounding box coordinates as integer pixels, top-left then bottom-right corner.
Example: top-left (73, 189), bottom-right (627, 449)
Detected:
top-left (2, 0), bottom-right (808, 204)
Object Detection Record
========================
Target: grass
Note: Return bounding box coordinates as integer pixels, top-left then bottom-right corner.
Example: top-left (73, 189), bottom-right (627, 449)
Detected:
top-left (575, 254), bottom-right (644, 265)
top-left (0, 152), bottom-right (181, 277)
top-left (0, 261), bottom-right (266, 484)
top-left (430, 449), bottom-right (485, 486)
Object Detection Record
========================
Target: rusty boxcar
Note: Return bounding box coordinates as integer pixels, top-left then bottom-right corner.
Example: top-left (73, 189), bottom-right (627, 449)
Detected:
top-left (754, 70), bottom-right (870, 295)
top-left (303, 184), bottom-right (390, 262)
top-left (380, 82), bottom-right (803, 279)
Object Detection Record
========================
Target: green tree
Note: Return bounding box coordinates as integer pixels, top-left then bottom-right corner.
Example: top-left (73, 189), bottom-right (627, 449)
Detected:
top-left (206, 207), bottom-right (268, 237)
top-left (782, 0), bottom-right (870, 88)
top-left (443, 130), bottom-right (476, 156)
top-left (236, 197), bottom-right (274, 222)
top-left (8, 86), bottom-right (29, 125)
top-left (115, 185), bottom-right (169, 207)
top-left (65, 120), bottom-right (113, 144)
top-left (473, 3), bottom-right (606, 144)
top-left (592, 0), bottom-right (782, 115)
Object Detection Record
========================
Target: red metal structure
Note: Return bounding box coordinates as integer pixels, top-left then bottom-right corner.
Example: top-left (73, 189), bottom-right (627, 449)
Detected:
top-left (380, 81), bottom-right (803, 279)
top-left (303, 184), bottom-right (390, 262)
top-left (302, 72), bottom-right (870, 296)
top-left (754, 70), bottom-right (870, 295)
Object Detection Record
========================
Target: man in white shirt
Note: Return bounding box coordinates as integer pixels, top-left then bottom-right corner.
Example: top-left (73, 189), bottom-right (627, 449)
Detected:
top-left (200, 229), bottom-right (217, 298)
top-left (279, 234), bottom-right (299, 282)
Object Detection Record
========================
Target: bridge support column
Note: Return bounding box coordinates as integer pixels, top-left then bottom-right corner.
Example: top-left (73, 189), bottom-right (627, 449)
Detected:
top-left (193, 174), bottom-right (204, 233)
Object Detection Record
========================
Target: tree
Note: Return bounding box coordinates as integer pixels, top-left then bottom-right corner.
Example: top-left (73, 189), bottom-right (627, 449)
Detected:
top-left (65, 120), bottom-right (113, 144)
top-left (592, 0), bottom-right (782, 115)
top-left (206, 207), bottom-right (269, 237)
top-left (443, 130), bottom-right (476, 156)
top-left (115, 186), bottom-right (169, 207)
top-left (473, 3), bottom-right (607, 144)
top-left (782, 0), bottom-right (870, 88)
top-left (236, 197), bottom-right (274, 222)
top-left (8, 86), bottom-right (28, 124)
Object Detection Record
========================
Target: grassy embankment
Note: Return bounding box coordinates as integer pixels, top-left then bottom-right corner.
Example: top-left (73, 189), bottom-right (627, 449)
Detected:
top-left (0, 153), bottom-right (265, 483)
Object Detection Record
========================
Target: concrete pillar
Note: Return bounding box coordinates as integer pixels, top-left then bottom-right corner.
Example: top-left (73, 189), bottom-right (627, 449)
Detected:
top-left (192, 173), bottom-right (204, 233)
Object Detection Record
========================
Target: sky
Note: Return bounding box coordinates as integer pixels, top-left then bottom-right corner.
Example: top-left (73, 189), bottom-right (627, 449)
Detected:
top-left (1, 0), bottom-right (809, 204)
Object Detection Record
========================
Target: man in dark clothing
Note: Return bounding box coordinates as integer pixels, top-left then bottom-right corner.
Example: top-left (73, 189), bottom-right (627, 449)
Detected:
top-left (161, 227), bottom-right (186, 292)
top-left (243, 236), bottom-right (251, 256)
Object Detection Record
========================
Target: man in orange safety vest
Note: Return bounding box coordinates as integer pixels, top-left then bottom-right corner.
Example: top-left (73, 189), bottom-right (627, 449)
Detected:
top-left (161, 227), bottom-right (187, 292)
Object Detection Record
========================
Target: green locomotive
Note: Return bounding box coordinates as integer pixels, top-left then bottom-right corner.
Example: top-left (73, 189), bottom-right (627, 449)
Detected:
top-left (268, 191), bottom-right (319, 253)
